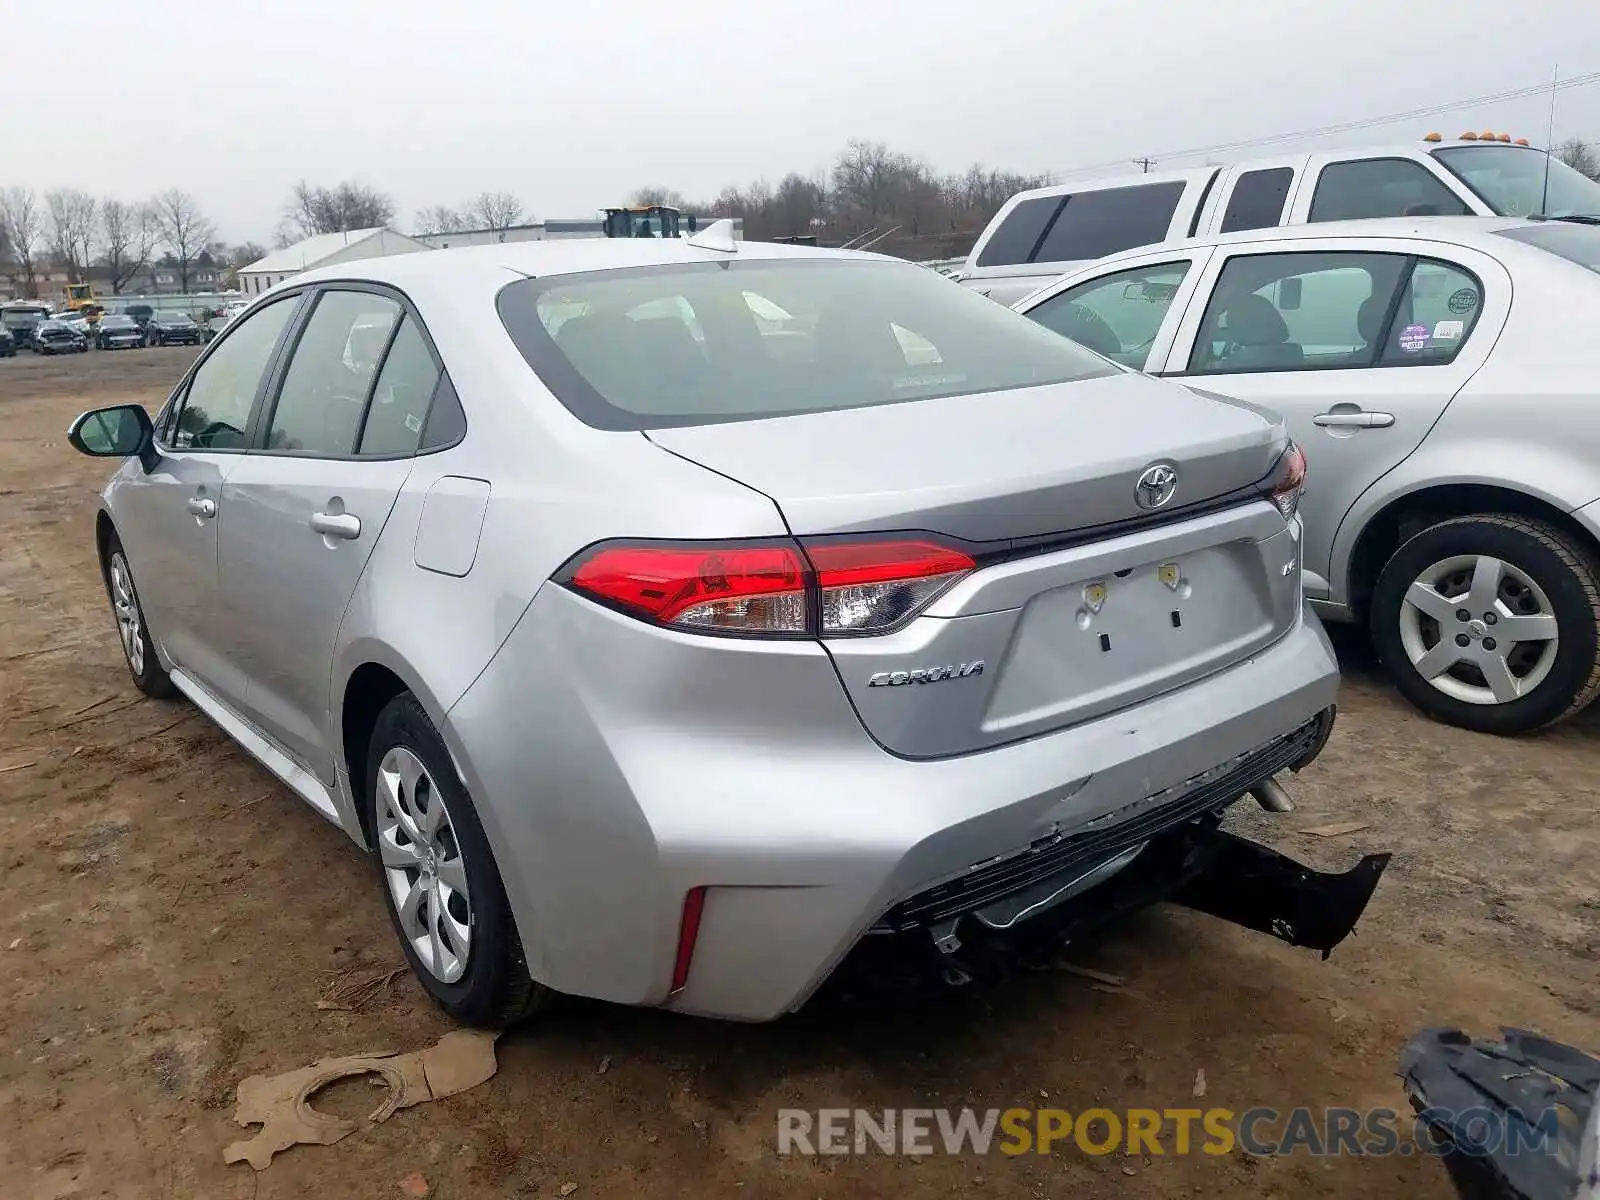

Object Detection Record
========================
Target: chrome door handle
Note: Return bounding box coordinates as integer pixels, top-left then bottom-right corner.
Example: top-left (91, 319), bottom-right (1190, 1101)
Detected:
top-left (186, 496), bottom-right (217, 518)
top-left (1313, 410), bottom-right (1395, 429)
top-left (310, 511), bottom-right (362, 540)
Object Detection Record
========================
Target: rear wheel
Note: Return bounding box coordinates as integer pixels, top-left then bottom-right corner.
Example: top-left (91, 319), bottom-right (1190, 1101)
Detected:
top-left (103, 535), bottom-right (176, 698)
top-left (365, 693), bottom-right (549, 1028)
top-left (1370, 514), bottom-right (1600, 734)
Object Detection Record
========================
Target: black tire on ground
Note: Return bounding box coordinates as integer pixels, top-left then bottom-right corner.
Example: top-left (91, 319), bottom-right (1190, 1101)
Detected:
top-left (365, 692), bottom-right (549, 1028)
top-left (1370, 514), bottom-right (1600, 735)
top-left (101, 533), bottom-right (177, 699)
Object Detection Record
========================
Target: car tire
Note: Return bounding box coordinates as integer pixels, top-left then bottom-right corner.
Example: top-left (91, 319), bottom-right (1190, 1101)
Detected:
top-left (1370, 514), bottom-right (1600, 735)
top-left (365, 692), bottom-right (549, 1028)
top-left (102, 535), bottom-right (177, 699)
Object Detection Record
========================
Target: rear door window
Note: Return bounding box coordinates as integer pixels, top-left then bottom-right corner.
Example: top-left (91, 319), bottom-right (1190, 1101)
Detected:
top-left (1188, 251), bottom-right (1410, 374)
top-left (973, 196), bottom-right (1062, 267)
top-left (1376, 260), bottom-right (1484, 366)
top-left (1309, 158), bottom-right (1472, 221)
top-left (1024, 261), bottom-right (1192, 368)
top-left (1219, 168), bottom-right (1295, 233)
top-left (1032, 182), bottom-right (1186, 264)
top-left (264, 291), bottom-right (401, 456)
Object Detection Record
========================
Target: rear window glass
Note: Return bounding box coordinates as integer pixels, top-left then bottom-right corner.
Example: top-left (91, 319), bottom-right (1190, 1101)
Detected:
top-left (1494, 222), bottom-right (1600, 274)
top-left (1220, 168), bottom-right (1295, 233)
top-left (497, 259), bottom-right (1117, 430)
top-left (1033, 183), bottom-right (1185, 264)
top-left (974, 196), bottom-right (1061, 267)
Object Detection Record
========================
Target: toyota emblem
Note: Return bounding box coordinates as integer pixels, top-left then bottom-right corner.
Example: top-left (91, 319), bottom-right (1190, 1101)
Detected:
top-left (1135, 462), bottom-right (1179, 510)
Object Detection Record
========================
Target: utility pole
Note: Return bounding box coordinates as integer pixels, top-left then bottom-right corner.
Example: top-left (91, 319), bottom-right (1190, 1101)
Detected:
top-left (1132, 156), bottom-right (1156, 174)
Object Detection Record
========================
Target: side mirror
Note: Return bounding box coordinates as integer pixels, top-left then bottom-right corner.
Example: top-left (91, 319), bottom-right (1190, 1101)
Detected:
top-left (67, 404), bottom-right (157, 472)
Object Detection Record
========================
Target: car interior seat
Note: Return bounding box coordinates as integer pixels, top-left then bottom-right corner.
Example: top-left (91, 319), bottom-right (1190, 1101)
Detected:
top-left (1216, 293), bottom-right (1304, 370)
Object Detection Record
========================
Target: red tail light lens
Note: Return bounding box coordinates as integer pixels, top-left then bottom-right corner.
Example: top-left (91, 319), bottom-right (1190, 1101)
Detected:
top-left (1262, 442), bottom-right (1307, 520)
top-left (561, 537), bottom-right (976, 637)
top-left (568, 543), bottom-right (807, 633)
top-left (806, 540), bottom-right (976, 634)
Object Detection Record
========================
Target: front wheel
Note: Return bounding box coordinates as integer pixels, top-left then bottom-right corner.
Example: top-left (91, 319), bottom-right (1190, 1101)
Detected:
top-left (103, 536), bottom-right (176, 698)
top-left (365, 693), bottom-right (549, 1027)
top-left (1370, 514), bottom-right (1600, 734)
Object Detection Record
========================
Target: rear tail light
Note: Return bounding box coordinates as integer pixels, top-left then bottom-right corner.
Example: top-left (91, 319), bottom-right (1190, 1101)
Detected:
top-left (807, 540), bottom-right (975, 634)
top-left (566, 542), bottom-right (807, 634)
top-left (1261, 442), bottom-right (1307, 520)
top-left (560, 537), bottom-right (975, 638)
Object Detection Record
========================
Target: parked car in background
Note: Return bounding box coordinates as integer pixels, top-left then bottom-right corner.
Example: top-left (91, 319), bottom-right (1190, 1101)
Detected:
top-left (0, 327), bottom-right (14, 358)
top-left (959, 137), bottom-right (1600, 304)
top-left (124, 304), bottom-right (155, 342)
top-left (148, 313), bottom-right (202, 346)
top-left (1016, 216), bottom-right (1600, 735)
top-left (33, 319), bottom-right (88, 355)
top-left (201, 311), bottom-right (233, 342)
top-left (96, 314), bottom-right (146, 351)
top-left (2, 301), bottom-right (53, 351)
top-left (55, 310), bottom-right (92, 339)
top-left (63, 231), bottom-right (1383, 1028)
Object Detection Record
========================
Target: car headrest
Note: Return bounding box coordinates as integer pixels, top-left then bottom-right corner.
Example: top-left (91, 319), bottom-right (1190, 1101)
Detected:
top-left (1356, 295), bottom-right (1386, 344)
top-left (1221, 294), bottom-right (1290, 346)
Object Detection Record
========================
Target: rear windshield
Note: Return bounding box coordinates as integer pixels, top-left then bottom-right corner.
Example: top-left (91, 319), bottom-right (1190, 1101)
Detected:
top-left (497, 258), bottom-right (1117, 430)
top-left (1494, 222), bottom-right (1600, 273)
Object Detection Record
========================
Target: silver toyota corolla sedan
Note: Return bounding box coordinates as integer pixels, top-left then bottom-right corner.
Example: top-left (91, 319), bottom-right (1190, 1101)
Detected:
top-left (67, 226), bottom-right (1380, 1026)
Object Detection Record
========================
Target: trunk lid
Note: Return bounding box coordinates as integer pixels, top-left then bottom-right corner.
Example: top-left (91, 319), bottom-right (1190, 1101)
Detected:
top-left (645, 371), bottom-right (1283, 541)
top-left (649, 374), bottom-right (1304, 758)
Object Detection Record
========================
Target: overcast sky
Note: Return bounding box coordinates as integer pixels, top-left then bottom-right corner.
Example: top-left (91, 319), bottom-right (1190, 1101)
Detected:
top-left (9, 0), bottom-right (1599, 244)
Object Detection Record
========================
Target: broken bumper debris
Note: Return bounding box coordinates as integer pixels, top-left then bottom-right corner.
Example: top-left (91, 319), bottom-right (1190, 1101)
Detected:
top-left (1399, 1027), bottom-right (1600, 1200)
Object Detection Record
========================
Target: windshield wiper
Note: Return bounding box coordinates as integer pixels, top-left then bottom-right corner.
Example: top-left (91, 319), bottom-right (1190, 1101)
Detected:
top-left (1527, 212), bottom-right (1600, 225)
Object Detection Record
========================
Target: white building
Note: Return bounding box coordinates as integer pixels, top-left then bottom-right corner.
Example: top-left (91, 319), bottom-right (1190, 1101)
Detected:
top-left (236, 228), bottom-right (433, 296)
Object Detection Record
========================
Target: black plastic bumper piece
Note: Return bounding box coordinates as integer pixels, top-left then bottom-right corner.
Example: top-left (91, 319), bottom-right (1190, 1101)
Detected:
top-left (824, 818), bottom-right (1389, 1002)
top-left (1399, 1027), bottom-right (1600, 1200)
top-left (1168, 833), bottom-right (1391, 960)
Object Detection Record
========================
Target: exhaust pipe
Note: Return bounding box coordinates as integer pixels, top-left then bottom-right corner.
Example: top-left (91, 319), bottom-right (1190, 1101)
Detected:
top-left (1251, 776), bottom-right (1294, 813)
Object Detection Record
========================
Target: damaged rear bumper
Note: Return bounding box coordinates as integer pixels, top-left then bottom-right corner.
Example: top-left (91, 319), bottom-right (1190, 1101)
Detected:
top-left (825, 708), bottom-right (1388, 997)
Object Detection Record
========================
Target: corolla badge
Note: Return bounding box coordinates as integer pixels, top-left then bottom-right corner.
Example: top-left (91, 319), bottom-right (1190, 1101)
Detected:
top-left (867, 661), bottom-right (984, 687)
top-left (1135, 462), bottom-right (1179, 511)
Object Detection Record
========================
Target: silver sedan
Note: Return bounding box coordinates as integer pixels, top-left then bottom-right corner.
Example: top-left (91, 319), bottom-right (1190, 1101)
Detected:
top-left (1017, 216), bottom-right (1600, 736)
top-left (66, 226), bottom-right (1374, 1025)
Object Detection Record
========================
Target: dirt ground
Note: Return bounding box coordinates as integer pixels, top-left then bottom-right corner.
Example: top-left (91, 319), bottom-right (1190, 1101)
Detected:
top-left (0, 346), bottom-right (1595, 1200)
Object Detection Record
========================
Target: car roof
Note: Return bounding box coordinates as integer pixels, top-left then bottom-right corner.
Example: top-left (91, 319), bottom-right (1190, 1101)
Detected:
top-left (288, 234), bottom-right (892, 294)
top-left (1090, 215), bottom-right (1546, 264)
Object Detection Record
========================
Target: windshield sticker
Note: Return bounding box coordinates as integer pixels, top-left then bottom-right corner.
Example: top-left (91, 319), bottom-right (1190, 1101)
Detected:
top-left (1432, 319), bottom-right (1465, 341)
top-left (1447, 288), bottom-right (1479, 314)
top-left (1398, 324), bottom-right (1429, 352)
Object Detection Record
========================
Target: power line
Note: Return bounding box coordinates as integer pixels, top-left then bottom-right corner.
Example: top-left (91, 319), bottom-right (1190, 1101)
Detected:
top-left (1062, 69), bottom-right (1600, 181)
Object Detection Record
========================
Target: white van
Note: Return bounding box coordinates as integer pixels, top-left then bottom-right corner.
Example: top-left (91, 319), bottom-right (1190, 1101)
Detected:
top-left (955, 134), bottom-right (1600, 305)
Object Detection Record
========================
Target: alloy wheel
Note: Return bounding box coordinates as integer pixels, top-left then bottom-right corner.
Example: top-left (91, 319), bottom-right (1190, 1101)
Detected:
top-left (375, 746), bottom-right (473, 984)
top-left (1397, 553), bottom-right (1559, 706)
top-left (108, 552), bottom-right (145, 676)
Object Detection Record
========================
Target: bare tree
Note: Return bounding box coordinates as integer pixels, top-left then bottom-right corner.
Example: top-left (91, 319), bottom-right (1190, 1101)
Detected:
top-left (281, 180), bottom-right (396, 242)
top-left (151, 189), bottom-right (217, 293)
top-left (471, 192), bottom-right (525, 232)
top-left (413, 205), bottom-right (464, 236)
top-left (0, 187), bottom-right (43, 297)
top-left (100, 200), bottom-right (162, 294)
top-left (1556, 137), bottom-right (1600, 182)
top-left (629, 185), bottom-right (689, 209)
top-left (46, 189), bottom-right (98, 284)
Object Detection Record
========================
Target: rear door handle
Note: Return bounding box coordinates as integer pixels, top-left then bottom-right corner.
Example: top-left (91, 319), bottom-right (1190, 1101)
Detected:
top-left (186, 496), bottom-right (216, 518)
top-left (1313, 410), bottom-right (1395, 429)
top-left (310, 511), bottom-right (362, 540)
